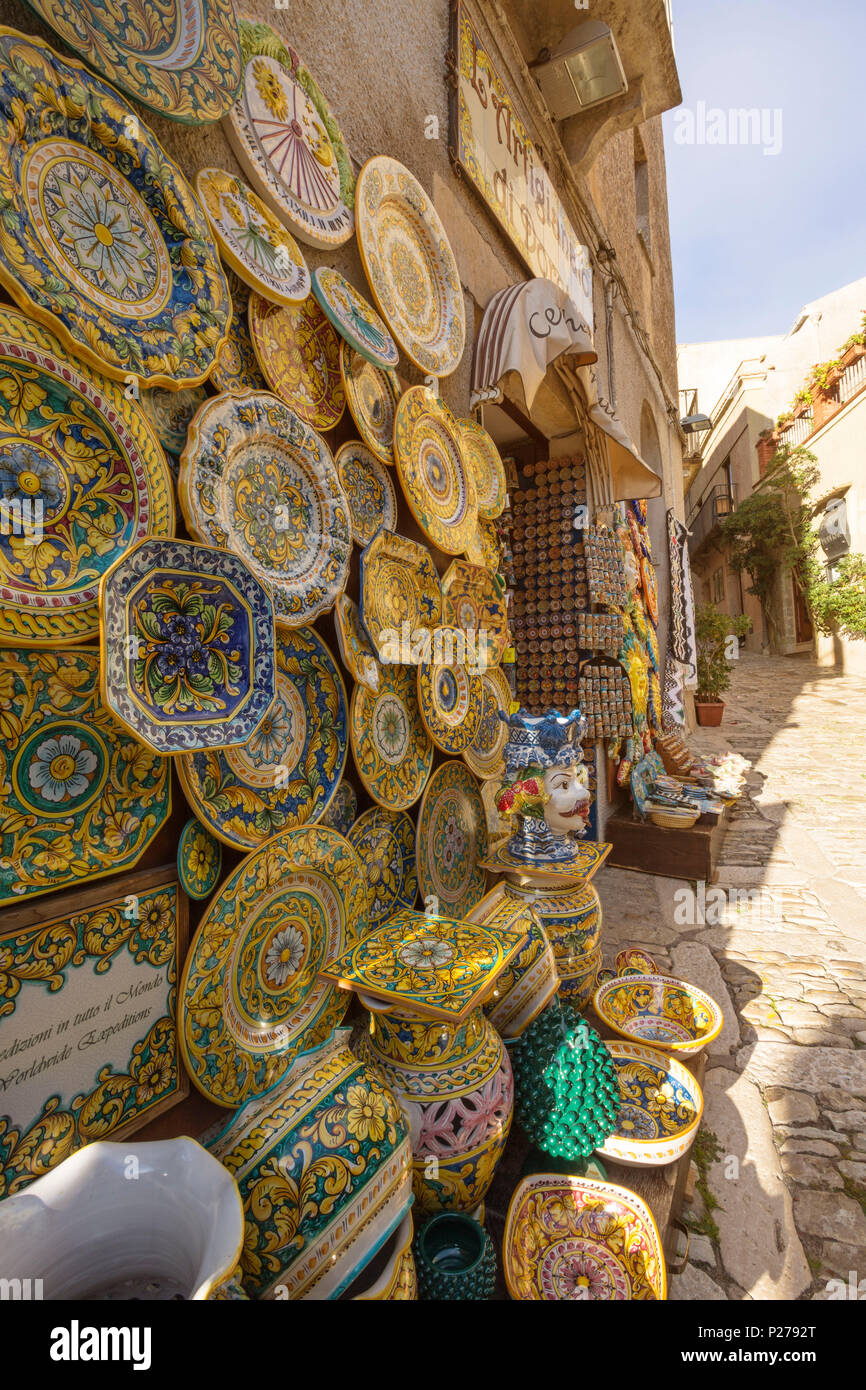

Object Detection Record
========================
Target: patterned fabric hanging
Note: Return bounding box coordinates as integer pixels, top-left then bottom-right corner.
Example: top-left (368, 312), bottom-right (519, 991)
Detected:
top-left (663, 508), bottom-right (697, 726)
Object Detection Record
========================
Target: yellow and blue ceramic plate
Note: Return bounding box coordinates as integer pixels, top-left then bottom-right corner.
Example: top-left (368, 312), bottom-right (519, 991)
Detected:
top-left (457, 419), bottom-right (507, 520)
top-left (340, 343), bottom-right (401, 466)
top-left (249, 292), bottom-right (346, 431)
top-left (350, 663), bottom-right (433, 811)
top-left (336, 440), bottom-right (398, 547)
top-left (312, 267), bottom-right (399, 369)
top-left (416, 628), bottom-right (483, 755)
top-left (415, 760), bottom-right (488, 921)
top-left (334, 594), bottom-right (380, 692)
top-left (394, 388), bottom-right (478, 556)
top-left (347, 807), bottom-right (418, 929)
top-left (196, 168), bottom-right (310, 306)
top-left (177, 817), bottom-right (223, 900)
top-left (462, 665), bottom-right (511, 779)
top-left (596, 1041), bottom-right (703, 1168)
top-left (208, 268), bottom-right (267, 394)
top-left (359, 529), bottom-right (442, 664)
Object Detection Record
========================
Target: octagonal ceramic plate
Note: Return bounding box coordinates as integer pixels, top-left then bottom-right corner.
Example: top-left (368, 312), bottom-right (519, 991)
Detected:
top-left (442, 560), bottom-right (508, 666)
top-left (359, 529), bottom-right (442, 665)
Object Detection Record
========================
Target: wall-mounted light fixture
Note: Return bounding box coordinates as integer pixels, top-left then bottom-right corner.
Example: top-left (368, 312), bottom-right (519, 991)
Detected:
top-left (530, 21), bottom-right (628, 120)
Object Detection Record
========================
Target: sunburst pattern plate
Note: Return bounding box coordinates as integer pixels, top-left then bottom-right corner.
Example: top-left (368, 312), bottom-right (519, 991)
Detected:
top-left (179, 389), bottom-right (350, 627)
top-left (179, 825), bottom-right (367, 1107)
top-left (457, 419), bottom-right (507, 519)
top-left (359, 529), bottom-right (442, 664)
top-left (334, 593), bottom-right (380, 692)
top-left (416, 628), bottom-right (483, 754)
top-left (347, 807), bottom-right (418, 929)
top-left (350, 663), bottom-right (432, 811)
top-left (394, 388), bottom-right (477, 556)
top-left (356, 156), bottom-right (464, 376)
top-left (336, 440), bottom-right (397, 547)
top-left (312, 267), bottom-right (399, 369)
top-left (249, 292), bottom-right (345, 431)
top-left (462, 665), bottom-right (511, 779)
top-left (441, 561), bottom-right (508, 666)
top-left (177, 817), bottom-right (222, 900)
top-left (340, 343), bottom-right (400, 465)
top-left (196, 167), bottom-right (310, 305)
top-left (415, 760), bottom-right (488, 921)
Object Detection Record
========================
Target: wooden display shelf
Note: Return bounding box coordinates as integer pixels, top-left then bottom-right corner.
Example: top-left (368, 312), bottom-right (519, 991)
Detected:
top-left (603, 805), bottom-right (730, 883)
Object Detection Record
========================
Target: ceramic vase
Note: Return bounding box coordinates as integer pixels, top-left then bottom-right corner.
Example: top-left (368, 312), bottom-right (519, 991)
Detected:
top-left (0, 1138), bottom-right (244, 1301)
top-left (504, 880), bottom-right (602, 1008)
top-left (414, 1212), bottom-right (497, 1300)
top-left (468, 885), bottom-right (560, 1040)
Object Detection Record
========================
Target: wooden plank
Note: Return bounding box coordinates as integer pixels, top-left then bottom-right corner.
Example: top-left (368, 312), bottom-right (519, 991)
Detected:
top-left (604, 809), bottom-right (729, 883)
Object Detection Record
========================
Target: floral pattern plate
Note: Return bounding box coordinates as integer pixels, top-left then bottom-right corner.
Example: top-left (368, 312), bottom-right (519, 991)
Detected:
top-left (347, 807), bottom-right (418, 929)
top-left (249, 293), bottom-right (345, 431)
top-left (359, 529), bottom-right (442, 665)
top-left (208, 272), bottom-right (267, 393)
top-left (0, 307), bottom-right (175, 646)
top-left (416, 760), bottom-right (488, 922)
top-left (356, 156), bottom-right (465, 376)
top-left (311, 267), bottom-right (398, 369)
top-left (457, 419), bottom-right (507, 519)
top-left (340, 343), bottom-right (400, 465)
top-left (24, 0), bottom-right (243, 123)
top-left (503, 1174), bottom-right (666, 1300)
top-left (596, 1042), bottom-right (703, 1169)
top-left (179, 390), bottom-right (350, 628)
top-left (441, 561), bottom-right (508, 667)
top-left (177, 817), bottom-right (222, 900)
top-left (394, 388), bottom-right (478, 556)
top-left (179, 825), bottom-right (367, 1107)
top-left (319, 779), bottom-right (357, 837)
top-left (196, 168), bottom-right (310, 305)
top-left (336, 440), bottom-right (397, 547)
top-left (350, 663), bottom-right (432, 811)
top-left (0, 30), bottom-right (230, 386)
top-left (592, 974), bottom-right (724, 1057)
top-left (177, 625), bottom-right (348, 851)
top-left (99, 536), bottom-right (276, 755)
top-left (0, 646), bottom-right (170, 907)
top-left (224, 20), bottom-right (354, 248)
top-left (416, 628), bottom-right (483, 754)
top-left (140, 385), bottom-right (208, 454)
top-left (462, 665), bottom-right (511, 779)
top-left (334, 593), bottom-right (380, 692)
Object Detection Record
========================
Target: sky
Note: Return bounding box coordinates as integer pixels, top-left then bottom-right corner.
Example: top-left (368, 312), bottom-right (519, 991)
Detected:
top-left (664, 0), bottom-right (866, 344)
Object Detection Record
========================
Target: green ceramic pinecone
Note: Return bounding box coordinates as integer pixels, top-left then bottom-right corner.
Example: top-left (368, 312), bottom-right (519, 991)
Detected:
top-left (414, 1215), bottom-right (497, 1301)
top-left (510, 1000), bottom-right (621, 1161)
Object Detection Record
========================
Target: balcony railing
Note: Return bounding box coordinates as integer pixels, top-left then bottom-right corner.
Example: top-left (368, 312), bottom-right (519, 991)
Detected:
top-left (839, 354), bottom-right (866, 404)
top-left (687, 485), bottom-right (736, 556)
top-left (783, 410), bottom-right (814, 447)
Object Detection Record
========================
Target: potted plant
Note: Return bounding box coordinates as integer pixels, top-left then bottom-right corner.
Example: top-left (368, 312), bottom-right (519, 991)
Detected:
top-left (694, 604), bottom-right (752, 726)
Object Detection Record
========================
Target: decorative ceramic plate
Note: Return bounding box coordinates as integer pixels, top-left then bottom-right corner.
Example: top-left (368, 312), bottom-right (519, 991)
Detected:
top-left (641, 555), bottom-right (659, 627)
top-left (394, 388), bottom-right (478, 556)
top-left (359, 530), bottom-right (442, 664)
top-left (416, 760), bottom-right (488, 921)
top-left (196, 168), bottom-right (310, 305)
top-left (457, 420), bottom-right (506, 519)
top-left (177, 817), bottom-right (223, 900)
top-left (23, 0), bottom-right (242, 123)
top-left (319, 906), bottom-right (529, 1022)
top-left (312, 267), bottom-right (399, 369)
top-left (340, 344), bottom-right (400, 465)
top-left (249, 293), bottom-right (345, 431)
top-left (179, 825), bottom-right (367, 1107)
top-left (592, 974), bottom-right (724, 1057)
top-left (347, 808), bottom-right (418, 929)
top-left (208, 275), bottom-right (267, 393)
top-left (350, 664), bottom-right (433, 811)
top-left (416, 628), bottom-right (483, 754)
top-left (0, 29), bottom-right (230, 386)
top-left (319, 780), bottom-right (357, 837)
top-left (465, 517), bottom-right (500, 572)
top-left (356, 156), bottom-right (465, 376)
top-left (334, 593), bottom-right (380, 693)
top-left (179, 390), bottom-right (350, 628)
top-left (177, 625), bottom-right (348, 851)
top-left (441, 561), bottom-right (508, 666)
top-left (140, 385), bottom-right (208, 454)
top-left (336, 440), bottom-right (397, 547)
top-left (0, 646), bottom-right (170, 908)
top-left (0, 307), bottom-right (175, 646)
top-left (99, 536), bottom-right (276, 755)
top-left (463, 666), bottom-right (511, 779)
top-left (224, 20), bottom-right (354, 248)
top-left (504, 1174), bottom-right (666, 1300)
top-left (480, 840), bottom-right (612, 886)
top-left (596, 1042), bottom-right (703, 1168)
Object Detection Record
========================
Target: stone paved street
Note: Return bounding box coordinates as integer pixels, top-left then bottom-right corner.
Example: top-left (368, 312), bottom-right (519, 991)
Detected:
top-left (596, 651), bottom-right (866, 1300)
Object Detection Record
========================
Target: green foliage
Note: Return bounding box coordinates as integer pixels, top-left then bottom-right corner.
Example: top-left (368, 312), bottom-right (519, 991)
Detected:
top-left (793, 388), bottom-right (813, 408)
top-left (694, 603), bottom-right (752, 701)
top-left (809, 554), bottom-right (866, 640)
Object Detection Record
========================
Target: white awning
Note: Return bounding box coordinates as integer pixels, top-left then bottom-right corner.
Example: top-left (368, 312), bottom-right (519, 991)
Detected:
top-left (553, 357), bottom-right (662, 501)
top-left (470, 278), bottom-right (597, 412)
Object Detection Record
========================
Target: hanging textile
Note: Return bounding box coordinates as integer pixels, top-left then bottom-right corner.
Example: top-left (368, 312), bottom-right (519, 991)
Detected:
top-left (663, 508), bottom-right (697, 727)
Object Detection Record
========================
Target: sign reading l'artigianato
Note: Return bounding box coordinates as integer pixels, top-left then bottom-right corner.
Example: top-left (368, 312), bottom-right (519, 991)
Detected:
top-left (451, 2), bottom-right (593, 330)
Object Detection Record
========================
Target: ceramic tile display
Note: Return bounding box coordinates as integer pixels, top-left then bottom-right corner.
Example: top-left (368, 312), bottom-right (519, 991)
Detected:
top-left (416, 629), bottom-right (483, 755)
top-left (249, 293), bottom-right (346, 431)
top-left (340, 344), bottom-right (400, 465)
top-left (180, 389), bottom-right (350, 627)
top-left (99, 537), bottom-right (276, 755)
top-left (359, 529), bottom-right (442, 663)
top-left (335, 440), bottom-right (398, 547)
top-left (334, 593), bottom-right (380, 692)
top-left (224, 19), bottom-right (355, 248)
top-left (356, 156), bottom-right (465, 376)
top-left (196, 168), bottom-right (310, 305)
top-left (0, 865), bottom-right (188, 1197)
top-left (177, 625), bottom-right (348, 850)
top-left (179, 826), bottom-right (367, 1107)
top-left (394, 387), bottom-right (478, 556)
top-left (22, 0), bottom-right (243, 122)
top-left (441, 560), bottom-right (509, 667)
top-left (177, 818), bottom-right (222, 900)
top-left (0, 307), bottom-right (175, 646)
top-left (311, 267), bottom-right (399, 369)
top-left (347, 807), bottom-right (419, 929)
top-left (457, 419), bottom-right (507, 519)
top-left (0, 646), bottom-right (170, 908)
top-left (350, 663), bottom-right (433, 811)
top-left (0, 29), bottom-right (231, 386)
top-left (415, 760), bottom-right (488, 921)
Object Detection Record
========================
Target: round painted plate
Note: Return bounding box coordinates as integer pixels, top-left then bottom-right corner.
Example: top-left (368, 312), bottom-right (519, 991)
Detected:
top-left (348, 807), bottom-right (418, 929)
top-left (350, 664), bottom-right (433, 811)
top-left (394, 388), bottom-right (478, 556)
top-left (340, 343), bottom-right (400, 465)
top-left (462, 665), bottom-right (511, 779)
top-left (209, 290), bottom-right (267, 394)
top-left (0, 307), bottom-right (175, 645)
top-left (196, 168), bottom-right (310, 305)
top-left (415, 760), bottom-right (488, 921)
top-left (0, 29), bottom-right (230, 387)
top-left (179, 825), bottom-right (367, 1107)
top-left (311, 267), bottom-right (398, 369)
top-left (179, 390), bottom-right (350, 628)
top-left (249, 293), bottom-right (345, 431)
top-left (356, 156), bottom-right (465, 377)
top-left (416, 628), bottom-right (483, 754)
top-left (177, 625), bottom-right (348, 850)
top-left (177, 817), bottom-right (222, 900)
top-left (224, 20), bottom-right (354, 248)
top-left (334, 593), bottom-right (380, 692)
top-left (140, 385), bottom-right (208, 454)
top-left (23, 0), bottom-right (242, 123)
top-left (319, 780), bottom-right (357, 836)
top-left (336, 440), bottom-right (397, 547)
top-left (457, 419), bottom-right (507, 519)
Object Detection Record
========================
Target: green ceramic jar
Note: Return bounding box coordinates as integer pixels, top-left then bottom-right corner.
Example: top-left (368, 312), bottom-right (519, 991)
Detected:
top-left (415, 1213), bottom-right (497, 1300)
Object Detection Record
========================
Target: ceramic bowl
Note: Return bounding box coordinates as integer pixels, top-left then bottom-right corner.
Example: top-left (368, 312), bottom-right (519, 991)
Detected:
top-left (596, 1041), bottom-right (703, 1167)
top-left (614, 949), bottom-right (659, 977)
top-left (593, 973), bottom-right (723, 1056)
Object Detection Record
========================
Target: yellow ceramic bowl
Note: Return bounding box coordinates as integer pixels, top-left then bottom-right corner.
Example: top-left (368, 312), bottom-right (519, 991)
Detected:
top-left (593, 972), bottom-right (723, 1056)
top-left (596, 1042), bottom-right (703, 1168)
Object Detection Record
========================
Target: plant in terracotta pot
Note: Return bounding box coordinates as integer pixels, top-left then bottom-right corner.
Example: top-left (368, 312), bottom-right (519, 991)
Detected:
top-left (694, 604), bottom-right (752, 726)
